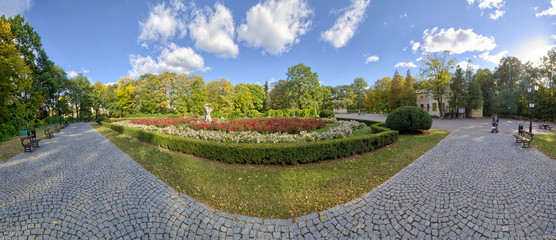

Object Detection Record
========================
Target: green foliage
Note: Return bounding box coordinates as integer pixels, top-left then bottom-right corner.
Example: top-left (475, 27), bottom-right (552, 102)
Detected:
top-left (385, 106), bottom-right (432, 133)
top-left (366, 77), bottom-right (391, 113)
top-left (401, 70), bottom-right (417, 107)
top-left (319, 110), bottom-right (335, 118)
top-left (96, 116), bottom-right (110, 124)
top-left (0, 123), bottom-right (17, 141)
top-left (420, 51), bottom-right (455, 117)
top-left (233, 84), bottom-right (253, 113)
top-left (388, 70), bottom-right (404, 110)
top-left (286, 63), bottom-right (322, 110)
top-left (449, 65), bottom-right (468, 112)
top-left (101, 120), bottom-right (398, 165)
top-left (352, 77), bottom-right (368, 110)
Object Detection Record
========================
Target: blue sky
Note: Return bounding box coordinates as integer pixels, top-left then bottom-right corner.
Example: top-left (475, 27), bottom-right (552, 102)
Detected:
top-left (2, 0), bottom-right (555, 87)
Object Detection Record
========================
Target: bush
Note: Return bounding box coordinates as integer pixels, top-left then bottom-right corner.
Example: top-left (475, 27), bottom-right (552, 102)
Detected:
top-left (319, 110), bottom-right (335, 118)
top-left (0, 123), bottom-right (17, 142)
top-left (96, 116), bottom-right (110, 124)
top-left (385, 106), bottom-right (432, 133)
top-left (101, 120), bottom-right (398, 165)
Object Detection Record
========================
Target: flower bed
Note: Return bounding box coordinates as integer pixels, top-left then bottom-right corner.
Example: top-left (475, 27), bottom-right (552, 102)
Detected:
top-left (114, 119), bottom-right (363, 143)
top-left (129, 117), bottom-right (327, 134)
top-left (100, 119), bottom-right (398, 165)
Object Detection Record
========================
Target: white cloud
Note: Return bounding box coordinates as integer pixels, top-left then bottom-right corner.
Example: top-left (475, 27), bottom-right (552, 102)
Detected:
top-left (416, 57), bottom-right (423, 62)
top-left (479, 50), bottom-right (508, 64)
top-left (0, 0), bottom-right (32, 16)
top-left (67, 71), bottom-right (78, 78)
top-left (320, 0), bottom-right (370, 48)
top-left (394, 62), bottom-right (417, 68)
top-left (410, 40), bottom-right (420, 53)
top-left (138, 2), bottom-right (186, 44)
top-left (552, 35), bottom-right (556, 41)
top-left (514, 38), bottom-right (556, 65)
top-left (536, 0), bottom-right (556, 17)
top-left (365, 55), bottom-right (379, 64)
top-left (237, 0), bottom-right (313, 55)
top-left (129, 43), bottom-right (206, 78)
top-left (467, 0), bottom-right (506, 20)
top-left (189, 3), bottom-right (238, 58)
top-left (457, 60), bottom-right (479, 70)
top-left (422, 27), bottom-right (496, 54)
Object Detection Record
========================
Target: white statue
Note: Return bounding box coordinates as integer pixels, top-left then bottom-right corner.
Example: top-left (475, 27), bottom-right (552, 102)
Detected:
top-left (204, 103), bottom-right (213, 123)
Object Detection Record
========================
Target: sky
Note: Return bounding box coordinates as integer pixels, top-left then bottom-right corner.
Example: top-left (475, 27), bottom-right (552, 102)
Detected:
top-left (1, 0), bottom-right (555, 87)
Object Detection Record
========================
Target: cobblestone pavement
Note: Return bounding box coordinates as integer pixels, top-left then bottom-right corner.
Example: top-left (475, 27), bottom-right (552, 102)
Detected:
top-left (1, 122), bottom-right (554, 239)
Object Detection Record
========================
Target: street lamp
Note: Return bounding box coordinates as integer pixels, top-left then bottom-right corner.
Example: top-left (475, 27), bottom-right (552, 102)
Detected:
top-left (527, 82), bottom-right (539, 133)
top-left (20, 90), bottom-right (30, 136)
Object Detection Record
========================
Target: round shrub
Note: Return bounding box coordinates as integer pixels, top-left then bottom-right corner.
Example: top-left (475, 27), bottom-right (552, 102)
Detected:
top-left (385, 106), bottom-right (432, 133)
top-left (96, 116), bottom-right (110, 124)
top-left (319, 110), bottom-right (335, 118)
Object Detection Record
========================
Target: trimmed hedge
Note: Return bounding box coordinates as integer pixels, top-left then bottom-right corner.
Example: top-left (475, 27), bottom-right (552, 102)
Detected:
top-left (385, 106), bottom-right (432, 133)
top-left (100, 119), bottom-right (398, 165)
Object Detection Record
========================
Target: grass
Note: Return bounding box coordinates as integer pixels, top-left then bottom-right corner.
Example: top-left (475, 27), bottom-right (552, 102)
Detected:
top-left (93, 123), bottom-right (448, 219)
top-left (532, 131), bottom-right (556, 160)
top-left (0, 129), bottom-right (48, 162)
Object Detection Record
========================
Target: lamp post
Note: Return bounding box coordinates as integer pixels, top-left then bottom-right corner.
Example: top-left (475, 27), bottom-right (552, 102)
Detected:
top-left (21, 90), bottom-right (30, 136)
top-left (527, 82), bottom-right (539, 133)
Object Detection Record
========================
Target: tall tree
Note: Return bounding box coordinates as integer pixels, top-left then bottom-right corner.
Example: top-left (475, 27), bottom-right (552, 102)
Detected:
top-left (320, 85), bottom-right (334, 110)
top-left (0, 19), bottom-right (30, 122)
top-left (207, 78), bottom-right (234, 112)
top-left (263, 80), bottom-right (271, 111)
top-left (366, 77), bottom-right (391, 113)
top-left (467, 78), bottom-right (483, 112)
top-left (91, 81), bottom-right (106, 118)
top-left (247, 83), bottom-right (265, 112)
top-left (474, 68), bottom-right (495, 116)
top-left (352, 77), bottom-right (368, 111)
top-left (116, 77), bottom-right (136, 117)
top-left (233, 84), bottom-right (253, 113)
top-left (449, 65), bottom-right (467, 116)
top-left (401, 70), bottom-right (416, 106)
top-left (269, 80), bottom-right (290, 109)
top-left (285, 63), bottom-right (321, 110)
top-left (494, 56), bottom-right (523, 115)
top-left (388, 70), bottom-right (404, 110)
top-left (420, 51), bottom-right (455, 117)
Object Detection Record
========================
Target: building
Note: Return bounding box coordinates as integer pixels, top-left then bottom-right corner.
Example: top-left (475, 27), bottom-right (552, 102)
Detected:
top-left (415, 89), bottom-right (483, 118)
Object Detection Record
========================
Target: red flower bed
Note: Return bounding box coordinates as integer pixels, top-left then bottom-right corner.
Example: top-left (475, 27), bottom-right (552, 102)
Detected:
top-left (130, 117), bottom-right (327, 134)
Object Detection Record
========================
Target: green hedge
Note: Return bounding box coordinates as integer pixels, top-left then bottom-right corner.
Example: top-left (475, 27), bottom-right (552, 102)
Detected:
top-left (100, 119), bottom-right (398, 165)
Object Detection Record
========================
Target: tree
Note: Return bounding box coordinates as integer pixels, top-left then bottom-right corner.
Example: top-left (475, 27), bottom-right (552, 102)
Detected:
top-left (332, 85), bottom-right (355, 108)
top-left (116, 77), bottom-right (136, 117)
top-left (388, 70), bottom-right (404, 110)
top-left (91, 81), bottom-right (106, 118)
top-left (366, 77), bottom-right (391, 112)
top-left (233, 84), bottom-right (253, 112)
top-left (467, 78), bottom-right (483, 111)
top-left (207, 78), bottom-right (234, 112)
top-left (420, 51), bottom-right (455, 117)
top-left (401, 70), bottom-right (416, 106)
top-left (67, 73), bottom-right (92, 118)
top-left (493, 56), bottom-right (523, 115)
top-left (351, 77), bottom-right (368, 110)
top-left (474, 68), bottom-right (495, 116)
top-left (0, 19), bottom-right (30, 122)
top-left (103, 84), bottom-right (118, 116)
top-left (247, 83), bottom-right (265, 112)
top-left (269, 80), bottom-right (290, 109)
top-left (449, 65), bottom-right (467, 117)
top-left (539, 49), bottom-right (556, 121)
top-left (320, 85), bottom-right (334, 110)
top-left (285, 63), bottom-right (321, 110)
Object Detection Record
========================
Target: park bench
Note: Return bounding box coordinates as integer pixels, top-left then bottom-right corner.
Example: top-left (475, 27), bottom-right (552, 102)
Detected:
top-left (29, 129), bottom-right (41, 148)
top-left (538, 124), bottom-right (553, 130)
top-left (44, 128), bottom-right (54, 139)
top-left (62, 121), bottom-right (69, 128)
top-left (54, 125), bottom-right (62, 133)
top-left (20, 133), bottom-right (40, 152)
top-left (513, 129), bottom-right (534, 148)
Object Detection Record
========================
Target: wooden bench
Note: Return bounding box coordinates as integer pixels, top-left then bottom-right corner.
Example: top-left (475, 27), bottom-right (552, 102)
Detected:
top-left (44, 128), bottom-right (54, 139)
top-left (20, 136), bottom-right (35, 152)
top-left (538, 124), bottom-right (553, 130)
top-left (54, 125), bottom-right (62, 133)
top-left (513, 131), bottom-right (534, 148)
top-left (30, 129), bottom-right (41, 148)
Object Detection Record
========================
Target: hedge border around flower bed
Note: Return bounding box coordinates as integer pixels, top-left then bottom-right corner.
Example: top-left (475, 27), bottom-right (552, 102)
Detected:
top-left (99, 118), bottom-right (398, 165)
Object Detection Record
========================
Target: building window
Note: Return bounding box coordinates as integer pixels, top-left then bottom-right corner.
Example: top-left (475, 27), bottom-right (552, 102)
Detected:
top-left (420, 96), bottom-right (424, 100)
top-left (420, 104), bottom-right (424, 109)
top-left (427, 104), bottom-right (430, 112)
top-left (433, 103), bottom-right (437, 111)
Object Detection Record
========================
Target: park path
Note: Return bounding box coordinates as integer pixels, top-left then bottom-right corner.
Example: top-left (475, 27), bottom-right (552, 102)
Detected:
top-left (0, 122), bottom-right (554, 239)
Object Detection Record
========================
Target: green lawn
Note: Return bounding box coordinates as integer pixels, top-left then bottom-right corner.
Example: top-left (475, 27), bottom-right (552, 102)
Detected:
top-left (533, 131), bottom-right (556, 160)
top-left (1, 129), bottom-right (48, 162)
top-left (93, 124), bottom-right (449, 219)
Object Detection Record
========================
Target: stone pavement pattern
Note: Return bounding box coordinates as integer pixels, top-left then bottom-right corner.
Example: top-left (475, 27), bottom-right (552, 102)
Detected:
top-left (0, 122), bottom-right (555, 239)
